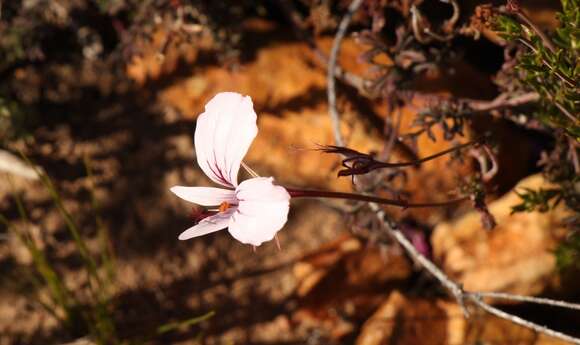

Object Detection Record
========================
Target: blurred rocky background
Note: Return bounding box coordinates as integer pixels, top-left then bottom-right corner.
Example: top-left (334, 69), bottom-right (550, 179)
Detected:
top-left (0, 0), bottom-right (578, 344)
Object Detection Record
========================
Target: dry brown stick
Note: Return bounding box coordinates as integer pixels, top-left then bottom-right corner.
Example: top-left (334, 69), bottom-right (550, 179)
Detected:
top-left (469, 296), bottom-right (580, 344)
top-left (466, 92), bottom-right (540, 112)
top-left (369, 203), bottom-right (580, 344)
top-left (473, 291), bottom-right (580, 310)
top-left (370, 203), bottom-right (580, 344)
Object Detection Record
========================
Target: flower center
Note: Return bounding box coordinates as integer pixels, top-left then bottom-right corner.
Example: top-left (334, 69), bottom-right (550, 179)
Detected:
top-left (219, 201), bottom-right (231, 213)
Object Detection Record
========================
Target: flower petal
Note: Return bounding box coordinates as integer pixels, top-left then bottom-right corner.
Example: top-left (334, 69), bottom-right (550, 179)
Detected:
top-left (170, 186), bottom-right (236, 206)
top-left (195, 92), bottom-right (258, 187)
top-left (228, 177), bottom-right (290, 246)
top-left (178, 208), bottom-right (236, 240)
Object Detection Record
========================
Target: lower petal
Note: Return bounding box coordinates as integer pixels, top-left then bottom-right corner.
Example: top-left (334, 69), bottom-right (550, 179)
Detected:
top-left (228, 203), bottom-right (289, 246)
top-left (178, 209), bottom-right (235, 240)
top-left (228, 177), bottom-right (290, 246)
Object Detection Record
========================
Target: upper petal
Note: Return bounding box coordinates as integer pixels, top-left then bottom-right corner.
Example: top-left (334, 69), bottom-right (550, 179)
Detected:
top-left (194, 92), bottom-right (258, 187)
top-left (178, 208), bottom-right (235, 240)
top-left (228, 177), bottom-right (290, 246)
top-left (170, 186), bottom-right (236, 206)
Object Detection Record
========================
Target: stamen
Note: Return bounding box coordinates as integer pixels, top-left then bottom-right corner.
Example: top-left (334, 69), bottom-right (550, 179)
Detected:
top-left (241, 161), bottom-right (260, 178)
top-left (219, 201), bottom-right (230, 213)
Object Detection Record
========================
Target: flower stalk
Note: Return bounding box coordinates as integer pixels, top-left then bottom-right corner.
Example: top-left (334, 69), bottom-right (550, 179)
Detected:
top-left (287, 188), bottom-right (469, 208)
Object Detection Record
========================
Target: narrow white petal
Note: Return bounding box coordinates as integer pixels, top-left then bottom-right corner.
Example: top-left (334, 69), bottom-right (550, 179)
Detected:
top-left (178, 209), bottom-right (235, 240)
top-left (170, 186), bottom-right (236, 206)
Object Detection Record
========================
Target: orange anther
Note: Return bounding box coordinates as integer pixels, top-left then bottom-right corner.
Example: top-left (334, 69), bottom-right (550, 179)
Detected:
top-left (219, 201), bottom-right (230, 213)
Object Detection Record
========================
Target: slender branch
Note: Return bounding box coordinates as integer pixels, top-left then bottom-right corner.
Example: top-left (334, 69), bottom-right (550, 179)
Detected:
top-left (470, 295), bottom-right (580, 344)
top-left (512, 41), bottom-right (578, 123)
top-left (368, 203), bottom-right (470, 315)
top-left (327, 0), bottom-right (365, 146)
top-left (550, 94), bottom-right (579, 124)
top-left (519, 13), bottom-right (556, 53)
top-left (517, 37), bottom-right (576, 88)
top-left (472, 291), bottom-right (580, 311)
top-left (466, 92), bottom-right (540, 112)
top-left (408, 92), bottom-right (549, 133)
top-left (370, 203), bottom-right (580, 344)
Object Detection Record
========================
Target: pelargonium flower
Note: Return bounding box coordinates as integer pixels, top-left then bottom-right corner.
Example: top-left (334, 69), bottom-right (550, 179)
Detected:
top-left (170, 92), bottom-right (290, 246)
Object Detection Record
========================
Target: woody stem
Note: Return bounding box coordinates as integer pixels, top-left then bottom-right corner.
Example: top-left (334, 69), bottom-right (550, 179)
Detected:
top-left (286, 188), bottom-right (469, 208)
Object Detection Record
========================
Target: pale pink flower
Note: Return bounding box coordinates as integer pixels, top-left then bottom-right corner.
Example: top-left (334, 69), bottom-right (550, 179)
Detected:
top-left (170, 92), bottom-right (290, 246)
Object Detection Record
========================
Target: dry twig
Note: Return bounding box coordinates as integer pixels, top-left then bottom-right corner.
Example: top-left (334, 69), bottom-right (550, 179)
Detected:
top-left (474, 291), bottom-right (580, 311)
top-left (325, 3), bottom-right (580, 342)
top-left (466, 92), bottom-right (540, 112)
top-left (327, 0), bottom-right (365, 146)
top-left (371, 203), bottom-right (580, 344)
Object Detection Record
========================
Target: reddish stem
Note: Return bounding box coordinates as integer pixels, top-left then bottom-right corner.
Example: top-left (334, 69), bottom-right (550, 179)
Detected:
top-left (286, 188), bottom-right (468, 208)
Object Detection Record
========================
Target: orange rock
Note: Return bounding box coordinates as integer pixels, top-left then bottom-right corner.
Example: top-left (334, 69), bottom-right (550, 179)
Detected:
top-left (432, 174), bottom-right (570, 295)
top-left (357, 290), bottom-right (572, 345)
top-left (293, 236), bottom-right (411, 341)
top-left (126, 27), bottom-right (202, 85)
top-left (356, 291), bottom-right (456, 345)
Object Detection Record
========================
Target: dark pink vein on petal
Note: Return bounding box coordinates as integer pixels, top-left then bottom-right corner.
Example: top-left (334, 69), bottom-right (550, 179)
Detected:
top-left (206, 159), bottom-right (231, 187)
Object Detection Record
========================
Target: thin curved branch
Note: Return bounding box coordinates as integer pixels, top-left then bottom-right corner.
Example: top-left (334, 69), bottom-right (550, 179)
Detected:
top-left (370, 202), bottom-right (580, 344)
top-left (470, 296), bottom-right (580, 344)
top-left (467, 92), bottom-right (540, 112)
top-left (473, 291), bottom-right (580, 311)
top-left (327, 0), bottom-right (365, 146)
